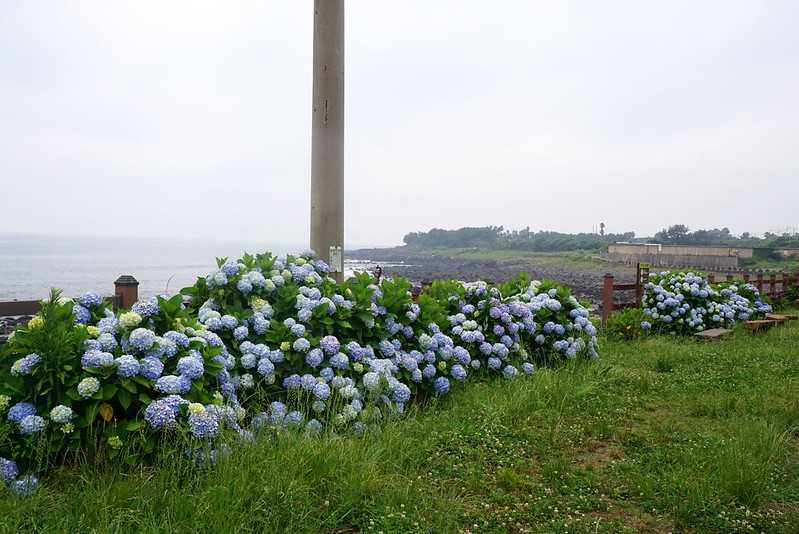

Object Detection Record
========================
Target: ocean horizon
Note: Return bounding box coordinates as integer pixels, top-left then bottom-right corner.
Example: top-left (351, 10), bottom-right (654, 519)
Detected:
top-left (0, 233), bottom-right (382, 301)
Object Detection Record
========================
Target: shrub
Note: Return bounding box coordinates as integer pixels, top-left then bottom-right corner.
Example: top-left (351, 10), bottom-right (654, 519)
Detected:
top-left (640, 272), bottom-right (773, 335)
top-left (0, 250), bottom-right (599, 495)
top-left (605, 308), bottom-right (648, 341)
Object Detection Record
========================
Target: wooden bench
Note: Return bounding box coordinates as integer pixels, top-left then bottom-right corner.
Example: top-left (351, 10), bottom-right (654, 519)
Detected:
top-left (766, 313), bottom-right (798, 321)
top-left (694, 328), bottom-right (733, 340)
top-left (742, 320), bottom-right (780, 332)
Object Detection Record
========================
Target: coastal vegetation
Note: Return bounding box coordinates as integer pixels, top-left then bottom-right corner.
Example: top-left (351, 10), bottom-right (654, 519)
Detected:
top-left (401, 225), bottom-right (799, 253)
top-left (0, 251), bottom-right (596, 495)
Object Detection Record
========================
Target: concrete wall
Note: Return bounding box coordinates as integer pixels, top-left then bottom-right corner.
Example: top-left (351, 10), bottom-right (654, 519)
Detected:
top-left (605, 242), bottom-right (750, 269)
top-left (607, 243), bottom-right (753, 259)
top-left (606, 251), bottom-right (740, 270)
top-left (774, 248), bottom-right (799, 259)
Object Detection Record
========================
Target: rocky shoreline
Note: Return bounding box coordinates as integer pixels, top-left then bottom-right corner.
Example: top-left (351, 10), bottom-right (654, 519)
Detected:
top-left (348, 247), bottom-right (635, 303)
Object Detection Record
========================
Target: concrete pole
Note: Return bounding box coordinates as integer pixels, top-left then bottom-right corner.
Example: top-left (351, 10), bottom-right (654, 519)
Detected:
top-left (310, 0), bottom-right (345, 282)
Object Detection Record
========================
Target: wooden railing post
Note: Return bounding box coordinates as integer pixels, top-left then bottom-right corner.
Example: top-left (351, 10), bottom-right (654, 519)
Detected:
top-left (743, 272), bottom-right (750, 285)
top-left (114, 275), bottom-right (139, 310)
top-left (756, 271), bottom-right (764, 294)
top-left (770, 273), bottom-right (777, 298)
top-left (707, 273), bottom-right (715, 284)
top-left (602, 273), bottom-right (614, 326)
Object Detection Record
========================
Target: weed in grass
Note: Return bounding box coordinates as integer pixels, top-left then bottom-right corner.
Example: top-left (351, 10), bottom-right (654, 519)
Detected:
top-left (715, 420), bottom-right (790, 507)
top-left (653, 356), bottom-right (674, 373)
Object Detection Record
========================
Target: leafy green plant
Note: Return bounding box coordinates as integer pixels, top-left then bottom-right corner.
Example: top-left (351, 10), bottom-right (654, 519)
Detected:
top-left (604, 308), bottom-right (648, 341)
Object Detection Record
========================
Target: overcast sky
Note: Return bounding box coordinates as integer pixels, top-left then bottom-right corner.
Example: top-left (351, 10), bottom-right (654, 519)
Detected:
top-left (1, 1), bottom-right (797, 247)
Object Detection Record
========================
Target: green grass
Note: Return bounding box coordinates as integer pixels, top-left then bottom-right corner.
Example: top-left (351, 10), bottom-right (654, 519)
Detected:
top-left (2, 319), bottom-right (798, 533)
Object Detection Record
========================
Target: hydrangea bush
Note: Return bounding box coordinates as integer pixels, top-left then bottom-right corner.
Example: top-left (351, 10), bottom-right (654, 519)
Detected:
top-left (0, 250), bottom-right (599, 495)
top-left (640, 271), bottom-right (772, 334)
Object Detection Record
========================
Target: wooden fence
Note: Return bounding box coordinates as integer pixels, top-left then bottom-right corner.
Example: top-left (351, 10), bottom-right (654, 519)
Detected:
top-left (0, 275), bottom-right (139, 318)
top-left (600, 264), bottom-right (798, 325)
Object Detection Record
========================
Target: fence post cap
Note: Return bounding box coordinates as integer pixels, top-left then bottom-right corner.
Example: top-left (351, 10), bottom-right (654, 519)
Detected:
top-left (114, 275), bottom-right (139, 286)
top-left (603, 272), bottom-right (614, 278)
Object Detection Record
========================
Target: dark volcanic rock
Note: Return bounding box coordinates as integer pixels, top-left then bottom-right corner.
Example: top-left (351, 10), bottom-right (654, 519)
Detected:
top-left (349, 247), bottom-right (635, 304)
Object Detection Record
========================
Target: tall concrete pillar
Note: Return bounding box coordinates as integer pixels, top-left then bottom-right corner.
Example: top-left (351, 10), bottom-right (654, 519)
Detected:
top-left (310, 0), bottom-right (345, 281)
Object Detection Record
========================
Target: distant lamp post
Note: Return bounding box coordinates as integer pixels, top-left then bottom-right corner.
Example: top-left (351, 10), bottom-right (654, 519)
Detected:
top-left (310, 0), bottom-right (345, 281)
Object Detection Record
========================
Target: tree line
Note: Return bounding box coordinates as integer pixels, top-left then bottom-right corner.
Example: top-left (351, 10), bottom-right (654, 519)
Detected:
top-left (401, 225), bottom-right (799, 252)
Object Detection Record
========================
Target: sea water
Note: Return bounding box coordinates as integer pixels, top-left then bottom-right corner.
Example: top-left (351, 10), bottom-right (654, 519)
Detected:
top-left (0, 233), bottom-right (384, 301)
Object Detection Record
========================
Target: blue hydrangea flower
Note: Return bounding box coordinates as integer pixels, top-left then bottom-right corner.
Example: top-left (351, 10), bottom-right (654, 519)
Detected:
top-left (220, 315), bottom-right (238, 330)
top-left (522, 362), bottom-right (535, 375)
top-left (84, 339), bottom-right (102, 352)
top-left (320, 335), bottom-right (340, 355)
top-left (330, 352), bottom-right (349, 369)
top-left (285, 411), bottom-right (304, 427)
top-left (502, 365), bottom-right (518, 379)
top-left (7, 403), bottom-right (36, 423)
top-left (313, 382), bottom-right (331, 401)
top-left (450, 364), bottom-right (467, 381)
top-left (305, 348), bottom-right (324, 368)
top-left (283, 374), bottom-right (302, 390)
top-left (144, 399), bottom-right (177, 429)
top-left (164, 331), bottom-right (190, 348)
top-left (233, 326), bottom-right (249, 341)
top-left (301, 374), bottom-right (318, 391)
top-left (257, 357), bottom-right (275, 376)
top-left (392, 383), bottom-right (411, 403)
top-left (81, 350), bottom-right (114, 370)
top-left (433, 376), bottom-right (450, 395)
top-left (269, 401), bottom-right (287, 423)
top-left (293, 338), bottom-right (311, 352)
top-left (189, 411), bottom-right (220, 439)
top-left (487, 357), bottom-right (502, 370)
top-left (0, 457), bottom-right (18, 483)
top-left (239, 352), bottom-right (257, 369)
top-left (140, 357), bottom-right (164, 380)
top-left (177, 356), bottom-right (204, 380)
top-left (236, 279), bottom-right (253, 294)
top-left (132, 297), bottom-right (160, 318)
top-left (319, 367), bottom-right (334, 382)
top-left (269, 349), bottom-right (285, 363)
top-left (422, 364), bottom-right (437, 380)
top-left (378, 340), bottom-right (395, 357)
top-left (10, 353), bottom-right (41, 376)
top-left (78, 292), bottom-right (103, 308)
top-left (19, 415), bottom-right (46, 435)
top-left (155, 375), bottom-right (190, 395)
top-left (72, 304), bottom-right (90, 324)
top-left (129, 328), bottom-right (157, 351)
top-left (290, 323), bottom-right (306, 338)
top-left (12, 475), bottom-right (38, 496)
top-left (252, 315), bottom-right (269, 334)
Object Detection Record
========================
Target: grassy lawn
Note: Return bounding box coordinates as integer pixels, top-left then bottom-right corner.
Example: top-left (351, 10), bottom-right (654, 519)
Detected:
top-left (2, 318), bottom-right (798, 533)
